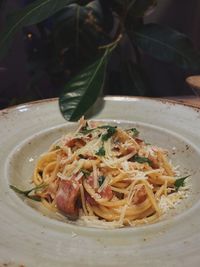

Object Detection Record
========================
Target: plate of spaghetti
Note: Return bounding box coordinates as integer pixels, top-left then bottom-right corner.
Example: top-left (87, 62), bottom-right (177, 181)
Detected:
top-left (1, 96), bottom-right (200, 267)
top-left (10, 117), bottom-right (191, 228)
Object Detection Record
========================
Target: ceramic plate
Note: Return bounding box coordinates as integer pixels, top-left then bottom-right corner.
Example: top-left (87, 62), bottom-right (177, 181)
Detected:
top-left (1, 96), bottom-right (200, 267)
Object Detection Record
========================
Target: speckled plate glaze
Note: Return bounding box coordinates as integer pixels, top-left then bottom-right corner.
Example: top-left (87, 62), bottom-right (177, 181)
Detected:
top-left (1, 96), bottom-right (200, 267)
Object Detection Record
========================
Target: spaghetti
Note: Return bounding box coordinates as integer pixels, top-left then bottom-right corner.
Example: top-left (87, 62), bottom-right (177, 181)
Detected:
top-left (29, 118), bottom-right (188, 228)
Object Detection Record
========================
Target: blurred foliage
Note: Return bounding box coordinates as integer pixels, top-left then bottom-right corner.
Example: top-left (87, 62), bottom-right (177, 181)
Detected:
top-left (0, 0), bottom-right (200, 119)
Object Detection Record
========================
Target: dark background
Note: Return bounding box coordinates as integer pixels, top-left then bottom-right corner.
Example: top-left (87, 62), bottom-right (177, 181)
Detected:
top-left (0, 0), bottom-right (200, 109)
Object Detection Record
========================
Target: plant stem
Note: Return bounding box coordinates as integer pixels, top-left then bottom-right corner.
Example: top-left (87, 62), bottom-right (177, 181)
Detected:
top-left (129, 37), bottom-right (141, 65)
top-left (99, 33), bottom-right (123, 51)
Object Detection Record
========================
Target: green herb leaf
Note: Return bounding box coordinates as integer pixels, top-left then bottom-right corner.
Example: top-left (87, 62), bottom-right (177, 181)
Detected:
top-left (131, 128), bottom-right (140, 136)
top-left (26, 195), bottom-right (42, 201)
top-left (80, 125), bottom-right (116, 135)
top-left (130, 154), bottom-right (152, 165)
top-left (101, 126), bottom-right (117, 141)
top-left (98, 125), bottom-right (115, 129)
top-left (81, 169), bottom-right (91, 177)
top-left (127, 127), bottom-right (139, 137)
top-left (98, 176), bottom-right (105, 187)
top-left (79, 127), bottom-right (94, 135)
top-left (174, 175), bottom-right (190, 191)
top-left (10, 184), bottom-right (46, 202)
top-left (96, 146), bottom-right (106, 156)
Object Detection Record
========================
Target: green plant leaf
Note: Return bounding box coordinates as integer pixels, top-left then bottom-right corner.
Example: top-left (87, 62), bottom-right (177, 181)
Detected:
top-left (0, 0), bottom-right (76, 59)
top-left (101, 0), bottom-right (137, 17)
top-left (120, 61), bottom-right (147, 96)
top-left (132, 23), bottom-right (200, 71)
top-left (52, 4), bottom-right (105, 72)
top-left (127, 0), bottom-right (157, 17)
top-left (59, 48), bottom-right (111, 121)
top-left (125, 0), bottom-right (156, 30)
top-left (91, 0), bottom-right (114, 33)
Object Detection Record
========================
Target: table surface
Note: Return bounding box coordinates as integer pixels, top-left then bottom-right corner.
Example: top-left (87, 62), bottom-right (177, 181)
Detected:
top-left (166, 95), bottom-right (200, 108)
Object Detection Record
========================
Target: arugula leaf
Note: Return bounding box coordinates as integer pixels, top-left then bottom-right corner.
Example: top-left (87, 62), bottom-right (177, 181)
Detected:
top-left (174, 175), bottom-right (190, 191)
top-left (79, 126), bottom-right (94, 135)
top-left (96, 146), bottom-right (106, 156)
top-left (126, 127), bottom-right (139, 137)
top-left (80, 124), bottom-right (116, 135)
top-left (79, 124), bottom-right (118, 150)
top-left (130, 154), bottom-right (152, 165)
top-left (10, 184), bottom-right (46, 202)
top-left (131, 128), bottom-right (139, 136)
top-left (98, 125), bottom-right (115, 129)
top-left (101, 126), bottom-right (117, 141)
top-left (98, 176), bottom-right (105, 187)
top-left (25, 195), bottom-right (42, 201)
top-left (81, 169), bottom-right (91, 177)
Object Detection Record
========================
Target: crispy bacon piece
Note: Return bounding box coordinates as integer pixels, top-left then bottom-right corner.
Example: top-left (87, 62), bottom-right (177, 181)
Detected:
top-left (113, 144), bottom-right (136, 157)
top-left (66, 138), bottom-right (86, 148)
top-left (55, 179), bottom-right (80, 220)
top-left (87, 175), bottom-right (94, 187)
top-left (99, 186), bottom-right (113, 200)
top-left (135, 138), bottom-right (144, 144)
top-left (86, 176), bottom-right (113, 201)
top-left (85, 192), bottom-right (97, 206)
top-left (148, 155), bottom-right (159, 169)
top-left (132, 185), bottom-right (147, 204)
